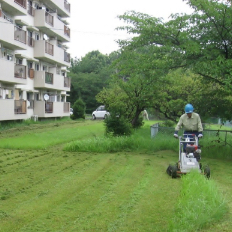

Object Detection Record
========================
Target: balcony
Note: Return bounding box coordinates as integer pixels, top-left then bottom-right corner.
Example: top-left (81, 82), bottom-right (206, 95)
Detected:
top-left (14, 26), bottom-right (27, 44)
top-left (15, 64), bottom-right (27, 79)
top-left (34, 40), bottom-right (70, 67)
top-left (34, 9), bottom-right (70, 42)
top-left (0, 17), bottom-right (27, 50)
top-left (0, 99), bottom-right (28, 121)
top-left (14, 99), bottom-right (27, 114)
top-left (34, 70), bottom-right (71, 91)
top-left (38, 0), bottom-right (70, 17)
top-left (0, 59), bottom-right (27, 84)
top-left (33, 101), bottom-right (70, 118)
top-left (0, 0), bottom-right (27, 16)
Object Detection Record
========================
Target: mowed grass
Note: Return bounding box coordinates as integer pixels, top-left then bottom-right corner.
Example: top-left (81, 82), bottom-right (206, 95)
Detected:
top-left (0, 120), bottom-right (104, 149)
top-left (0, 120), bottom-right (231, 231)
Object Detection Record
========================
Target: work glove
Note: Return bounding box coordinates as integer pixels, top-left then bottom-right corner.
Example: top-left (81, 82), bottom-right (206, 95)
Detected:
top-left (198, 133), bottom-right (203, 138)
top-left (174, 131), bottom-right (178, 138)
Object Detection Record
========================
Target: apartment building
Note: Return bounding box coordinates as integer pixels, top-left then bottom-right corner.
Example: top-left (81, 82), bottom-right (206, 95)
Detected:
top-left (0, 0), bottom-right (71, 121)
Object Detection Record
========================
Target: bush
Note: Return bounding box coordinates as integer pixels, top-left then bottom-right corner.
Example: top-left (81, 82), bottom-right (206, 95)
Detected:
top-left (104, 113), bottom-right (132, 136)
top-left (159, 120), bottom-right (175, 127)
top-left (71, 98), bottom-right (86, 120)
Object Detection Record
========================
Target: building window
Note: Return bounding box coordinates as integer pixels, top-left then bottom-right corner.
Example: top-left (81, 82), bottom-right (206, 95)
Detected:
top-left (35, 63), bottom-right (40, 71)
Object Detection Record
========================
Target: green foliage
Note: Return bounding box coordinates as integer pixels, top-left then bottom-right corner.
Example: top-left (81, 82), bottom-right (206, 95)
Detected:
top-left (116, 1), bottom-right (232, 120)
top-left (159, 120), bottom-right (176, 127)
top-left (104, 112), bottom-right (133, 136)
top-left (72, 98), bottom-right (86, 120)
top-left (68, 51), bottom-right (120, 113)
top-left (169, 171), bottom-right (228, 232)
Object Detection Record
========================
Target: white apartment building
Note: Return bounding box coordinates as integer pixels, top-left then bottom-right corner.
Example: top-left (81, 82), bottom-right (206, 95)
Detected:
top-left (0, 0), bottom-right (71, 121)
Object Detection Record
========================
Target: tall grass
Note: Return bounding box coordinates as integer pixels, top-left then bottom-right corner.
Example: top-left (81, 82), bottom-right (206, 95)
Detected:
top-left (64, 126), bottom-right (178, 153)
top-left (169, 171), bottom-right (228, 232)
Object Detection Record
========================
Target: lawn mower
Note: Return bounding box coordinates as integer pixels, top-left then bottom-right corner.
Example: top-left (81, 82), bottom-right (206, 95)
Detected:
top-left (166, 134), bottom-right (210, 178)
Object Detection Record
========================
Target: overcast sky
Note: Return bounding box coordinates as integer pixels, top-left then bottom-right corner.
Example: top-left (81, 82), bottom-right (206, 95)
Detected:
top-left (67, 0), bottom-right (193, 59)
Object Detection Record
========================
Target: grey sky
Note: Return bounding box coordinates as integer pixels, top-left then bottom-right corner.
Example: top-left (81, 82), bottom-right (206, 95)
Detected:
top-left (68, 0), bottom-right (193, 59)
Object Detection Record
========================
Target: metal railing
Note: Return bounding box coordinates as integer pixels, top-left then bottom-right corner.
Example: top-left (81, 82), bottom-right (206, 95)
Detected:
top-left (150, 123), bottom-right (232, 147)
top-left (14, 0), bottom-right (26, 9)
top-left (64, 25), bottom-right (70, 37)
top-left (64, 51), bottom-right (70, 62)
top-left (64, 0), bottom-right (71, 12)
top-left (45, 12), bottom-right (54, 26)
top-left (64, 102), bottom-right (70, 113)
top-left (28, 36), bottom-right (34, 47)
top-left (64, 77), bottom-right (70, 87)
top-left (45, 41), bottom-right (54, 56)
top-left (15, 64), bottom-right (26, 79)
top-left (28, 4), bottom-right (34, 16)
top-left (14, 26), bottom-right (26, 44)
top-left (45, 102), bottom-right (53, 113)
top-left (45, 72), bottom-right (53, 84)
top-left (14, 100), bottom-right (27, 114)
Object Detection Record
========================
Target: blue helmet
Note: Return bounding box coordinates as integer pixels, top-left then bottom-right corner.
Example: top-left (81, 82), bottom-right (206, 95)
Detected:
top-left (185, 104), bottom-right (194, 113)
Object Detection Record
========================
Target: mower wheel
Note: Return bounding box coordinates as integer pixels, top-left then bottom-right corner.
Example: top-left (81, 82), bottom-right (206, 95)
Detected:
top-left (204, 166), bottom-right (210, 179)
top-left (166, 164), bottom-right (178, 178)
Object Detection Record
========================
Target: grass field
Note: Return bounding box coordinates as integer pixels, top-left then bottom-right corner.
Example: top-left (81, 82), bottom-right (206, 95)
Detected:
top-left (0, 120), bottom-right (231, 231)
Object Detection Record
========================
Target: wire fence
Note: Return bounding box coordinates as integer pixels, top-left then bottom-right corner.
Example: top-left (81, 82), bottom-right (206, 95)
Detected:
top-left (151, 123), bottom-right (232, 147)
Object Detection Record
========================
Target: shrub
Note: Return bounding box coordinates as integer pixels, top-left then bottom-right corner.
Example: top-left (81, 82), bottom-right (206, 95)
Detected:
top-left (71, 98), bottom-right (86, 120)
top-left (104, 113), bottom-right (132, 136)
top-left (159, 120), bottom-right (175, 127)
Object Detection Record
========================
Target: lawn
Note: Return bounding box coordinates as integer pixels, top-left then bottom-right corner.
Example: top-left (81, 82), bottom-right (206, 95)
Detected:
top-left (0, 120), bottom-right (231, 231)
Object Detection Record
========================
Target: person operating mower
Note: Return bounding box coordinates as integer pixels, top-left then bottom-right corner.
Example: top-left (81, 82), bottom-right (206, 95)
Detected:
top-left (174, 103), bottom-right (203, 151)
top-left (166, 103), bottom-right (210, 178)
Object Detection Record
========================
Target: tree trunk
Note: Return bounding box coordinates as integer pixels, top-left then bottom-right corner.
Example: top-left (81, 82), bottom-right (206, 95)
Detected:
top-left (131, 109), bottom-right (143, 127)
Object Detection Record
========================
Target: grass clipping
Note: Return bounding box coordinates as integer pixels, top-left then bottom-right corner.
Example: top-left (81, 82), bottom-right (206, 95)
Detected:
top-left (169, 171), bottom-right (228, 232)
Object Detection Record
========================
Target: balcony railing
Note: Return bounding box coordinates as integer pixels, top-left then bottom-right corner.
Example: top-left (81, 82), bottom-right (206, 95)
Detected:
top-left (28, 36), bottom-right (34, 47)
top-left (45, 102), bottom-right (53, 113)
top-left (64, 25), bottom-right (70, 37)
top-left (15, 100), bottom-right (27, 114)
top-left (64, 0), bottom-right (70, 13)
top-left (28, 4), bottom-right (35, 16)
top-left (64, 102), bottom-right (70, 113)
top-left (64, 77), bottom-right (70, 87)
top-left (14, 0), bottom-right (27, 9)
top-left (45, 41), bottom-right (54, 56)
top-left (64, 51), bottom-right (70, 63)
top-left (14, 26), bottom-right (26, 44)
top-left (45, 72), bottom-right (53, 84)
top-left (45, 12), bottom-right (54, 26)
top-left (15, 64), bottom-right (26, 79)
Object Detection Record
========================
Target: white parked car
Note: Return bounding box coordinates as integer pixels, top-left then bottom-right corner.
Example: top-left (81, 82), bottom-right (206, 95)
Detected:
top-left (92, 105), bottom-right (110, 120)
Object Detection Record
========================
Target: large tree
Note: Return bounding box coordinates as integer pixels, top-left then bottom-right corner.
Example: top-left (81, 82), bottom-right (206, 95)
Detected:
top-left (113, 0), bottom-right (232, 120)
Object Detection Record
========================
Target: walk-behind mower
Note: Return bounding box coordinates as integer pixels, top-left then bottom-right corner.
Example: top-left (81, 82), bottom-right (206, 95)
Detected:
top-left (167, 134), bottom-right (210, 178)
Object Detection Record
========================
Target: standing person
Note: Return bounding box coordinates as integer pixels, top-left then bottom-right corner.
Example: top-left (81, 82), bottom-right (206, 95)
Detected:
top-left (174, 104), bottom-right (203, 139)
top-left (143, 110), bottom-right (149, 120)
